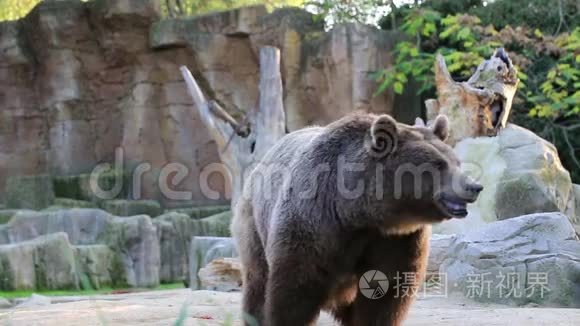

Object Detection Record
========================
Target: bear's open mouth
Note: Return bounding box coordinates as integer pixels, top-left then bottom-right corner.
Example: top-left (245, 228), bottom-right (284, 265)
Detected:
top-left (436, 195), bottom-right (469, 219)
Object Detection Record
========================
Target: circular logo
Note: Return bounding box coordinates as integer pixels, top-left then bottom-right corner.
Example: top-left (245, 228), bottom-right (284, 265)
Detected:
top-left (359, 270), bottom-right (389, 299)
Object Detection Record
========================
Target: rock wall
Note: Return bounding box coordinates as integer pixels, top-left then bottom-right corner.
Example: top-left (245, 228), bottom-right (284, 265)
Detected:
top-left (0, 0), bottom-right (420, 207)
top-left (0, 209), bottom-right (160, 289)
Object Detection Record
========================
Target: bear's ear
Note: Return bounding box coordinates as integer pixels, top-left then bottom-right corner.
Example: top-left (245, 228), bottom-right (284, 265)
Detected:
top-left (370, 114), bottom-right (398, 157)
top-left (432, 115), bottom-right (449, 141)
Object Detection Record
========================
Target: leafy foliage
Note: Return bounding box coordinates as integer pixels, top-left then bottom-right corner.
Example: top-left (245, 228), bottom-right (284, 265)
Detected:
top-left (0, 0), bottom-right (304, 21)
top-left (472, 0), bottom-right (579, 34)
top-left (305, 0), bottom-right (390, 27)
top-left (373, 6), bottom-right (580, 180)
top-left (0, 0), bottom-right (42, 21)
top-left (528, 29), bottom-right (580, 118)
top-left (162, 0), bottom-right (303, 17)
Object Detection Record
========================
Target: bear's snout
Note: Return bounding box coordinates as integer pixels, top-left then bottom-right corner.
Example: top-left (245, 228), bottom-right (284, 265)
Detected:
top-left (464, 182), bottom-right (483, 202)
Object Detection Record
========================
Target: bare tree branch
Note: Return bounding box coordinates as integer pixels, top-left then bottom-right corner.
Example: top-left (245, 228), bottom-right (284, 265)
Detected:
top-left (555, 0), bottom-right (566, 34)
top-left (208, 101), bottom-right (250, 137)
top-left (560, 126), bottom-right (580, 170)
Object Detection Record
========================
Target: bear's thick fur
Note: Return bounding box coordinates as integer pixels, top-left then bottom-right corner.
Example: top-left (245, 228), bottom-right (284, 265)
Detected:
top-left (232, 113), bottom-right (482, 326)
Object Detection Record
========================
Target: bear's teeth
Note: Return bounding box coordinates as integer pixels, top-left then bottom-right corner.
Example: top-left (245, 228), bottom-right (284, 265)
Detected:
top-left (446, 202), bottom-right (465, 210)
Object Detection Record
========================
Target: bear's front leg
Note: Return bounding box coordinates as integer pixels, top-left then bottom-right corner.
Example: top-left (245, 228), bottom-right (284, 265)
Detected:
top-left (264, 256), bottom-right (332, 326)
top-left (336, 228), bottom-right (430, 326)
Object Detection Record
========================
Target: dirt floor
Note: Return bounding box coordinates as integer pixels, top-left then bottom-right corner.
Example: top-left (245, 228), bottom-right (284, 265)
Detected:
top-left (1, 289), bottom-right (578, 325)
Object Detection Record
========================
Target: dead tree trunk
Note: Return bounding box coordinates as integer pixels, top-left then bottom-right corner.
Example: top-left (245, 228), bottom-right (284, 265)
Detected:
top-left (425, 48), bottom-right (519, 145)
top-left (180, 46), bottom-right (285, 207)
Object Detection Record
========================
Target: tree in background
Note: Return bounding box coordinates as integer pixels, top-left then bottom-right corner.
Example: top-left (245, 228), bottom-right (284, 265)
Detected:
top-left (305, 0), bottom-right (391, 27)
top-left (162, 0), bottom-right (303, 16)
top-left (377, 0), bottom-right (580, 182)
top-left (0, 0), bottom-right (304, 21)
top-left (1, 0), bottom-right (578, 182)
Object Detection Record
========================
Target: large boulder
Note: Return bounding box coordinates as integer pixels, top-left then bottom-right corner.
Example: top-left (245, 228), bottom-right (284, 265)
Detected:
top-left (52, 198), bottom-right (98, 209)
top-left (74, 244), bottom-right (116, 289)
top-left (153, 212), bottom-right (193, 283)
top-left (427, 234), bottom-right (458, 274)
top-left (154, 210), bottom-right (234, 284)
top-left (5, 175), bottom-right (55, 210)
top-left (569, 184), bottom-right (580, 235)
top-left (0, 297), bottom-right (12, 309)
top-left (198, 257), bottom-right (242, 292)
top-left (106, 215), bottom-right (160, 288)
top-left (52, 169), bottom-right (131, 203)
top-left (435, 124), bottom-right (573, 234)
top-left (441, 212), bottom-right (580, 307)
top-left (167, 205), bottom-right (230, 219)
top-left (0, 209), bottom-right (160, 288)
top-left (191, 210), bottom-right (232, 237)
top-left (0, 209), bottom-right (34, 225)
top-left (0, 209), bottom-right (111, 245)
top-left (0, 233), bottom-right (78, 291)
top-left (189, 236), bottom-right (238, 290)
top-left (100, 199), bottom-right (162, 217)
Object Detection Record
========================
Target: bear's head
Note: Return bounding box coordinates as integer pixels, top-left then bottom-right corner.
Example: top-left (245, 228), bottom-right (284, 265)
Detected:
top-left (366, 114), bottom-right (482, 227)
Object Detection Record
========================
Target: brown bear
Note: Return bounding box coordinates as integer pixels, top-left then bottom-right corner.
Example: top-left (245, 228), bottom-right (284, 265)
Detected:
top-left (232, 113), bottom-right (482, 326)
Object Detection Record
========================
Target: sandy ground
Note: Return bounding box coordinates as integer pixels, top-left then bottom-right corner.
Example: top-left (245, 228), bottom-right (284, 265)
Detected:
top-left (1, 289), bottom-right (578, 326)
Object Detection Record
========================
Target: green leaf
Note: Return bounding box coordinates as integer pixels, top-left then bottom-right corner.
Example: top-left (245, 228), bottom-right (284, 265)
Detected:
top-left (374, 80), bottom-right (391, 96)
top-left (407, 51), bottom-right (417, 60)
top-left (396, 73), bottom-right (408, 83)
top-left (393, 82), bottom-right (404, 94)
top-left (457, 27), bottom-right (471, 40)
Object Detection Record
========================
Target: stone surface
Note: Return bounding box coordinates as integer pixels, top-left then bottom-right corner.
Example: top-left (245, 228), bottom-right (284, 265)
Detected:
top-left (74, 245), bottom-right (115, 290)
top-left (52, 198), bottom-right (98, 209)
top-left (0, 1), bottom-right (420, 207)
top-left (0, 207), bottom-right (235, 289)
top-left (0, 209), bottom-right (112, 245)
top-left (0, 209), bottom-right (160, 289)
top-left (189, 236), bottom-right (238, 290)
top-left (52, 169), bottom-right (131, 203)
top-left (107, 215), bottom-right (161, 288)
top-left (570, 184), bottom-right (580, 235)
top-left (440, 212), bottom-right (580, 307)
top-left (153, 212), bottom-right (193, 284)
top-left (0, 233), bottom-right (78, 291)
top-left (0, 297), bottom-right (12, 309)
top-left (167, 205), bottom-right (230, 219)
top-left (0, 210), bottom-right (33, 225)
top-left (16, 294), bottom-right (52, 308)
top-left (154, 210), bottom-right (233, 284)
top-left (191, 210), bottom-right (232, 237)
top-left (198, 257), bottom-right (242, 292)
top-left (427, 234), bottom-right (458, 274)
top-left (5, 175), bottom-right (55, 210)
top-left (435, 124), bottom-right (573, 234)
top-left (1, 289), bottom-right (580, 325)
top-left (100, 199), bottom-right (162, 217)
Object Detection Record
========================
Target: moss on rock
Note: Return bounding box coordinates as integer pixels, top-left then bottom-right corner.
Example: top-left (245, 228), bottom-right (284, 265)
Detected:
top-left (167, 205), bottom-right (230, 220)
top-left (6, 175), bottom-right (55, 210)
top-left (53, 198), bottom-right (97, 209)
top-left (100, 199), bottom-right (162, 217)
top-left (53, 169), bottom-right (131, 203)
top-left (191, 210), bottom-right (232, 237)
